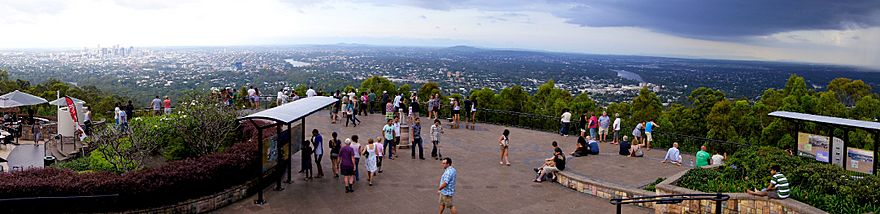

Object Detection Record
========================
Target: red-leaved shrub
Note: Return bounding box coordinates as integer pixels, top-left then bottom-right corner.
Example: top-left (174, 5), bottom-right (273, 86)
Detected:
top-left (0, 140), bottom-right (258, 212)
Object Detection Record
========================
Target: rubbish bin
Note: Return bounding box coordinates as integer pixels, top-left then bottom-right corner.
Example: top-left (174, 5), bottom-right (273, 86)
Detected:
top-left (44, 156), bottom-right (56, 167)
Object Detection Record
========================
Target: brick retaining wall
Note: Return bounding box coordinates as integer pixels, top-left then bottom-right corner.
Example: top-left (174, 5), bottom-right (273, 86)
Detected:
top-left (555, 171), bottom-right (656, 209)
top-left (555, 169), bottom-right (828, 214)
top-left (653, 170), bottom-right (827, 214)
top-left (125, 179), bottom-right (259, 214)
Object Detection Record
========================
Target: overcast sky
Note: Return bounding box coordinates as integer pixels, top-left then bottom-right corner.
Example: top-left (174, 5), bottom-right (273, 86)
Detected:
top-left (1, 0), bottom-right (879, 69)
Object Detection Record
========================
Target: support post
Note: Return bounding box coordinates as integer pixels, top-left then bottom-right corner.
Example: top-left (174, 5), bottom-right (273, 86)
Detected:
top-left (793, 121), bottom-right (800, 155)
top-left (874, 132), bottom-right (878, 175)
top-left (828, 127), bottom-right (834, 165)
top-left (715, 193), bottom-right (723, 214)
top-left (275, 124), bottom-right (283, 191)
top-left (286, 123), bottom-right (293, 184)
top-left (255, 127), bottom-right (265, 205)
top-left (843, 128), bottom-right (849, 171)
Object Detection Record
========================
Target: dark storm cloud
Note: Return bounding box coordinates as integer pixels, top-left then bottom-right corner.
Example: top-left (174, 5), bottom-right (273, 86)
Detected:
top-left (552, 0), bottom-right (880, 39)
top-left (331, 0), bottom-right (880, 40)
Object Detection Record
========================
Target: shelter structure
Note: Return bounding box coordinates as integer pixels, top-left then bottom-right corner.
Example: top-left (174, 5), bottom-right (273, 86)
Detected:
top-left (769, 111), bottom-right (879, 175)
top-left (236, 96), bottom-right (337, 204)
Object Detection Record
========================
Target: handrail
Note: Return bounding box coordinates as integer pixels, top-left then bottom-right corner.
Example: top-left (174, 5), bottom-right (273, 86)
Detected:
top-left (0, 194), bottom-right (119, 202)
top-left (610, 193), bottom-right (730, 214)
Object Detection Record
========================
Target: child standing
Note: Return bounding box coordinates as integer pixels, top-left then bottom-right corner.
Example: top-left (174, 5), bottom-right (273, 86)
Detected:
top-left (301, 141), bottom-right (313, 180)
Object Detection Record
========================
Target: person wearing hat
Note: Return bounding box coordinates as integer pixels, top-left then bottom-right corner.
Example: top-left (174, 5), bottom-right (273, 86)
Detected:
top-left (381, 91), bottom-right (389, 115)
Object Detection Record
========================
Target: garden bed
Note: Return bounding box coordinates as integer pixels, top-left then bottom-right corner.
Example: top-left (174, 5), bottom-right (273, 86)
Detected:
top-left (671, 146), bottom-right (879, 214)
top-left (0, 139), bottom-right (258, 213)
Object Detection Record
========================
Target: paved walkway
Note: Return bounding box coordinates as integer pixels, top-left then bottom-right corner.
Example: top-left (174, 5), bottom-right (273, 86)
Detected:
top-left (220, 111), bottom-right (687, 213)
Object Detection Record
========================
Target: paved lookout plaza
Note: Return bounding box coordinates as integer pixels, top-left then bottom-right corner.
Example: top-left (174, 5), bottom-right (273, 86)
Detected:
top-left (221, 106), bottom-right (689, 213)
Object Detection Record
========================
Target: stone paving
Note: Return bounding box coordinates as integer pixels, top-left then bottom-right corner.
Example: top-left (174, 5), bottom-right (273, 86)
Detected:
top-left (220, 111), bottom-right (689, 213)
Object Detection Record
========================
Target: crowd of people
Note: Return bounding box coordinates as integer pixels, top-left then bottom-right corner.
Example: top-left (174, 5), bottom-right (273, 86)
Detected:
top-left (285, 88), bottom-right (788, 214)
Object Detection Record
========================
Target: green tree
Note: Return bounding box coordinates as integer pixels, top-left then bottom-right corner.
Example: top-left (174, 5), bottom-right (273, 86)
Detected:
top-left (828, 78), bottom-right (872, 106)
top-left (569, 93), bottom-right (597, 116)
top-left (399, 84), bottom-right (412, 98)
top-left (360, 76), bottom-right (397, 96)
top-left (294, 84), bottom-right (308, 97)
top-left (417, 82), bottom-right (441, 101)
top-left (730, 100), bottom-right (760, 144)
top-left (532, 80), bottom-right (573, 115)
top-left (706, 99), bottom-right (737, 141)
top-left (499, 85), bottom-right (530, 112)
top-left (470, 87), bottom-right (496, 109)
top-left (783, 74), bottom-right (809, 98)
top-left (631, 87), bottom-right (663, 123)
top-left (689, 87), bottom-right (726, 115)
top-left (851, 96), bottom-right (880, 120)
top-left (816, 91), bottom-right (846, 118)
top-left (759, 88), bottom-right (784, 111)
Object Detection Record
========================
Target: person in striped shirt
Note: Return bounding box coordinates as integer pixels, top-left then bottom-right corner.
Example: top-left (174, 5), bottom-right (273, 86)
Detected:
top-left (747, 165), bottom-right (790, 199)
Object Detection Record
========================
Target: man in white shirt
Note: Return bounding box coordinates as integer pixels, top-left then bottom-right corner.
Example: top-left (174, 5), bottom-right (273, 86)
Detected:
top-left (277, 89), bottom-right (287, 106)
top-left (661, 142), bottom-right (682, 166)
top-left (393, 94), bottom-right (402, 112)
top-left (612, 113), bottom-right (621, 144)
top-left (393, 116), bottom-right (402, 158)
top-left (306, 86), bottom-right (317, 97)
top-left (247, 86), bottom-right (257, 109)
top-left (559, 109), bottom-right (571, 136)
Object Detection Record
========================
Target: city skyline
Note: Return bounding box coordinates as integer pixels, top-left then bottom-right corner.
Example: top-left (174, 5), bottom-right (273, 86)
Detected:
top-left (1, 0), bottom-right (878, 69)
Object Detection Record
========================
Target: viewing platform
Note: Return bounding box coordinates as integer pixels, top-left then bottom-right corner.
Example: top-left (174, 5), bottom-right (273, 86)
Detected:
top-left (220, 110), bottom-right (690, 213)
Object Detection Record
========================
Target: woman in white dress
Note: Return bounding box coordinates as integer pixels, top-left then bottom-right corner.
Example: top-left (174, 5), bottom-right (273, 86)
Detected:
top-left (365, 138), bottom-right (379, 186)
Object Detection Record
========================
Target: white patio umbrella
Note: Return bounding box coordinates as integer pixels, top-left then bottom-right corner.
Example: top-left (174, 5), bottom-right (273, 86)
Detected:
top-left (48, 97), bottom-right (86, 106)
top-left (0, 90), bottom-right (48, 108)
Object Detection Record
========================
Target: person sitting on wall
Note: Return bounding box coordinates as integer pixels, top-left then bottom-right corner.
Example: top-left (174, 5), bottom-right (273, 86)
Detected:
top-left (627, 136), bottom-right (644, 157)
top-left (571, 136), bottom-right (589, 157)
top-left (534, 148), bottom-right (565, 182)
top-left (746, 165), bottom-right (790, 199)
top-left (586, 136), bottom-right (600, 155)
top-left (619, 135), bottom-right (631, 156)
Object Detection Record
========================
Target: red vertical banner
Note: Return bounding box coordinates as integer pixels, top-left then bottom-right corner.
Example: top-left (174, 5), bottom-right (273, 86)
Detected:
top-left (64, 96), bottom-right (85, 137)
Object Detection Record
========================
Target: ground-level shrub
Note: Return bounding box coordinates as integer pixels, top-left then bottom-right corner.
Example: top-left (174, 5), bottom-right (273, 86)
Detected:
top-left (676, 146), bottom-right (879, 214)
top-left (643, 177), bottom-right (666, 192)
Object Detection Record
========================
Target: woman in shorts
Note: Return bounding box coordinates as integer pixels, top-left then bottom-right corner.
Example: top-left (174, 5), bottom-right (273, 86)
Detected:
top-left (451, 99), bottom-right (461, 127)
top-left (329, 132), bottom-right (342, 177)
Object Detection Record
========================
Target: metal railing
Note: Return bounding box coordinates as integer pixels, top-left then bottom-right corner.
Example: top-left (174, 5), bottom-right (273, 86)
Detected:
top-left (0, 194), bottom-right (119, 213)
top-left (610, 193), bottom-right (730, 214)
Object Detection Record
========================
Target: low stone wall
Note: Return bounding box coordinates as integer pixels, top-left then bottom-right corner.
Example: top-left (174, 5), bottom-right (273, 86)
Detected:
top-left (654, 171), bottom-right (827, 214)
top-left (555, 171), bottom-right (656, 209)
top-left (125, 179), bottom-right (259, 214)
top-left (556, 168), bottom-right (827, 214)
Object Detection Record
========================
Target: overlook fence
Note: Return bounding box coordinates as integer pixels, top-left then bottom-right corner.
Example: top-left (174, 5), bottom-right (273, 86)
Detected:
top-left (260, 97), bottom-right (750, 154)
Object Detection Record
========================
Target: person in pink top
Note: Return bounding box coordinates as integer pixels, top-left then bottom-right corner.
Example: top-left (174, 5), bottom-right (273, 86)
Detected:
top-left (588, 112), bottom-right (598, 140)
top-left (163, 96), bottom-right (172, 115)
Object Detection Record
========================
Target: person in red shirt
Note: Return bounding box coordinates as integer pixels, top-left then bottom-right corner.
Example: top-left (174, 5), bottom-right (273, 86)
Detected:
top-left (163, 96), bottom-right (172, 115)
top-left (588, 112), bottom-right (598, 140)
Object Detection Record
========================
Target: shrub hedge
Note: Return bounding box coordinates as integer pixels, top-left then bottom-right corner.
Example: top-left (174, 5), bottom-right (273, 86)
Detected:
top-left (0, 140), bottom-right (258, 213)
top-left (677, 146), bottom-right (880, 214)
